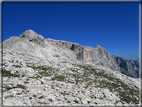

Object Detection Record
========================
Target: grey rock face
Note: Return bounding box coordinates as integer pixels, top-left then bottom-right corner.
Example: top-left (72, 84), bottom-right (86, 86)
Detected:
top-left (46, 39), bottom-right (85, 61)
top-left (19, 30), bottom-right (46, 48)
top-left (2, 36), bottom-right (20, 49)
top-left (112, 56), bottom-right (139, 78)
top-left (19, 30), bottom-right (44, 42)
top-left (70, 43), bottom-right (84, 61)
top-left (46, 39), bottom-right (140, 78)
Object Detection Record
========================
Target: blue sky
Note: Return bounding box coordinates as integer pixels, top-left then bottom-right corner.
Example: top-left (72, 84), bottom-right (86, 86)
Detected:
top-left (3, 2), bottom-right (139, 60)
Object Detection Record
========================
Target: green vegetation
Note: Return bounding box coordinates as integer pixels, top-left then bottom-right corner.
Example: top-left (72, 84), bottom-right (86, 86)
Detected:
top-left (98, 79), bottom-right (139, 104)
top-left (33, 95), bottom-right (37, 97)
top-left (38, 96), bottom-right (44, 99)
top-left (5, 95), bottom-right (14, 99)
top-left (39, 71), bottom-right (50, 76)
top-left (26, 64), bottom-right (58, 78)
top-left (3, 61), bottom-right (139, 104)
top-left (2, 69), bottom-right (19, 77)
top-left (15, 84), bottom-right (26, 90)
top-left (26, 64), bottom-right (57, 73)
top-left (53, 55), bottom-right (60, 57)
top-left (31, 66), bottom-right (47, 71)
top-left (3, 88), bottom-right (9, 92)
top-left (90, 95), bottom-right (97, 99)
top-left (87, 101), bottom-right (91, 104)
top-left (67, 100), bottom-right (71, 103)
top-left (17, 93), bottom-right (22, 95)
top-left (73, 100), bottom-right (79, 103)
top-left (51, 75), bottom-right (65, 81)
top-left (72, 64), bottom-right (139, 104)
top-left (24, 81), bottom-right (29, 84)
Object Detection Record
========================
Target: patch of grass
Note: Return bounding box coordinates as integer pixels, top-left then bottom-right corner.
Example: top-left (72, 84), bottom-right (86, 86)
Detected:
top-left (60, 92), bottom-right (65, 96)
top-left (53, 55), bottom-right (60, 57)
top-left (114, 100), bottom-right (119, 105)
top-left (39, 71), bottom-right (50, 76)
top-left (5, 95), bottom-right (14, 99)
top-left (27, 64), bottom-right (56, 73)
top-left (87, 101), bottom-right (91, 104)
top-left (15, 84), bottom-right (26, 90)
top-left (33, 95), bottom-right (37, 97)
top-left (17, 93), bottom-right (22, 95)
top-left (67, 100), bottom-right (70, 103)
top-left (2, 69), bottom-right (19, 77)
top-left (51, 75), bottom-right (65, 81)
top-left (32, 66), bottom-right (47, 71)
top-left (73, 100), bottom-right (79, 103)
top-left (90, 95), bottom-right (97, 99)
top-left (98, 79), bottom-right (139, 104)
top-left (38, 96), bottom-right (44, 99)
top-left (76, 64), bottom-right (139, 104)
top-left (24, 81), bottom-right (29, 84)
top-left (3, 89), bottom-right (8, 92)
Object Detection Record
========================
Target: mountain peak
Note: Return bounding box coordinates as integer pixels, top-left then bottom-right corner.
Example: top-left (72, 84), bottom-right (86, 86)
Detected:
top-left (19, 29), bottom-right (44, 42)
top-left (19, 29), bottom-right (37, 37)
top-left (96, 45), bottom-right (105, 49)
top-left (24, 29), bottom-right (36, 33)
top-left (96, 45), bottom-right (101, 48)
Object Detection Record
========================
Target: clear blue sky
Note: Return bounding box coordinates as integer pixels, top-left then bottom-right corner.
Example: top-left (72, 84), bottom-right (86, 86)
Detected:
top-left (3, 2), bottom-right (139, 60)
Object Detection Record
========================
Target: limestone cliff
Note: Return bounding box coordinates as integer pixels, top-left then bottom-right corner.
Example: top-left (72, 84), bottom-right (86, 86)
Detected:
top-left (46, 38), bottom-right (140, 78)
top-left (112, 55), bottom-right (139, 78)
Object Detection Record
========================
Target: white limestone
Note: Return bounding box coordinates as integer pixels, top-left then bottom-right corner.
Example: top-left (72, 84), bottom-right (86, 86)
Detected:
top-left (1, 30), bottom-right (141, 106)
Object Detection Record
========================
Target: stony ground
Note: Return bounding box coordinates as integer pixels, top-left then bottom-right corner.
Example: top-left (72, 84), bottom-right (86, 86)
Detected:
top-left (2, 49), bottom-right (140, 106)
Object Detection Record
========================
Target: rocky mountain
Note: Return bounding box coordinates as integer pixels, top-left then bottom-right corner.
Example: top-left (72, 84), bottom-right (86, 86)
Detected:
top-left (46, 38), bottom-right (140, 78)
top-left (1, 30), bottom-right (141, 106)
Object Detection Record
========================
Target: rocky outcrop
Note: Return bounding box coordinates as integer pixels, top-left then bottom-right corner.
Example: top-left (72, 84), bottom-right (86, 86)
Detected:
top-left (2, 36), bottom-right (20, 49)
top-left (2, 30), bottom-right (46, 50)
top-left (46, 39), bottom-right (85, 62)
top-left (112, 56), bottom-right (139, 78)
top-left (46, 39), bottom-right (140, 78)
top-left (19, 30), bottom-right (46, 48)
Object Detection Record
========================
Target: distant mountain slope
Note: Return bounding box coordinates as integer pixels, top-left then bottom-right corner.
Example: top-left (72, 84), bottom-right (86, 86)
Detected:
top-left (46, 38), bottom-right (140, 78)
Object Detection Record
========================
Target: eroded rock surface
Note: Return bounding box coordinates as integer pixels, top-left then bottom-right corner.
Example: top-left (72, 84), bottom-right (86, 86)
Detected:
top-left (1, 30), bottom-right (141, 106)
top-left (46, 38), bottom-right (140, 78)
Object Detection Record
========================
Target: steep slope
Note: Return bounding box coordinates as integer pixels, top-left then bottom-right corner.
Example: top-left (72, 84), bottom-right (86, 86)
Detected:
top-left (112, 55), bottom-right (139, 78)
top-left (1, 30), bottom-right (141, 106)
top-left (46, 38), bottom-right (140, 78)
